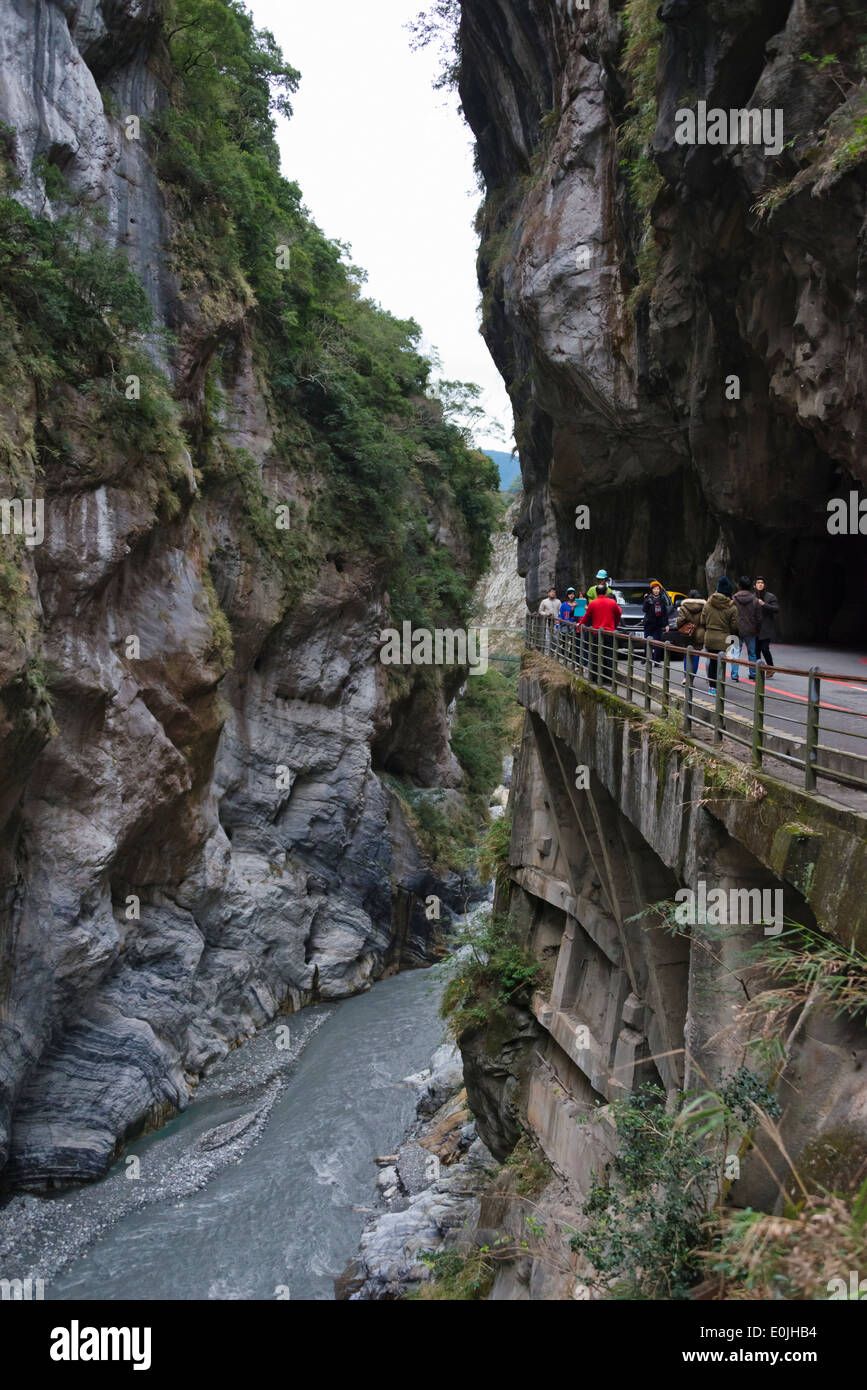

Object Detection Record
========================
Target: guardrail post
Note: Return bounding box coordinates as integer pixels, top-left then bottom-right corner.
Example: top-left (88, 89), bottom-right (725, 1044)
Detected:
top-left (805, 667), bottom-right (821, 791)
top-left (644, 639), bottom-right (652, 711)
top-left (751, 661), bottom-right (765, 768)
top-left (626, 636), bottom-right (634, 704)
top-left (662, 643), bottom-right (671, 716)
top-left (714, 655), bottom-right (726, 746)
top-left (682, 657), bottom-right (694, 734)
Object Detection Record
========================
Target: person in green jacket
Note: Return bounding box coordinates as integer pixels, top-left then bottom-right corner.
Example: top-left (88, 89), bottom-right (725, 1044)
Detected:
top-left (586, 568), bottom-right (609, 602)
top-left (700, 578), bottom-right (739, 694)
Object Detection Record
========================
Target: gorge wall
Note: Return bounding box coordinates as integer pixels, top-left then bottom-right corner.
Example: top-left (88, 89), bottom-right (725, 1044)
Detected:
top-left (458, 664), bottom-right (867, 1298)
top-left (459, 0), bottom-right (867, 639)
top-left (430, 0), bottom-right (867, 1299)
top-left (0, 0), bottom-right (496, 1188)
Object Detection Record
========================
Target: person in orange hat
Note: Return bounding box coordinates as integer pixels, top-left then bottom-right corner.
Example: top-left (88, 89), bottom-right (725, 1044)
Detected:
top-left (642, 580), bottom-right (670, 664)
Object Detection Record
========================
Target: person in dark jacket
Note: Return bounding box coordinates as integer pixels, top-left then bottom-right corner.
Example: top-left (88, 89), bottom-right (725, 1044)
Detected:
top-left (731, 575), bottom-right (761, 683)
top-left (754, 577), bottom-right (779, 675)
top-left (642, 580), bottom-right (669, 664)
top-left (700, 579), bottom-right (738, 694)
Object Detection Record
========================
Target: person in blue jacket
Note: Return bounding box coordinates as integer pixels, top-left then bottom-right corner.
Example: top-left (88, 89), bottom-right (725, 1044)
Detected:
top-left (558, 587), bottom-right (577, 626)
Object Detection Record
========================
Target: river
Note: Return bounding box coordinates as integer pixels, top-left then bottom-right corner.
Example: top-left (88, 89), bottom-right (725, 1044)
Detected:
top-left (0, 963), bottom-right (448, 1301)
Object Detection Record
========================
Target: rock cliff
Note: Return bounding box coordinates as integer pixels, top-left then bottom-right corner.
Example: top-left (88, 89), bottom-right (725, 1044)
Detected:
top-left (459, 0), bottom-right (867, 639)
top-left (0, 0), bottom-right (496, 1187)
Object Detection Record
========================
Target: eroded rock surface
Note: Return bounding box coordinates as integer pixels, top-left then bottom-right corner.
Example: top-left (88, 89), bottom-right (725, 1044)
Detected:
top-left (0, 2), bottom-right (480, 1187)
top-left (460, 0), bottom-right (867, 636)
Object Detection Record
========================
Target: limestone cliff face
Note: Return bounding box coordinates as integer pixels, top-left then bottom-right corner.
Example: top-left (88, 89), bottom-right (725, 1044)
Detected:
top-left (474, 493), bottom-right (527, 632)
top-left (460, 0), bottom-right (867, 639)
top-left (0, 2), bottom-right (481, 1187)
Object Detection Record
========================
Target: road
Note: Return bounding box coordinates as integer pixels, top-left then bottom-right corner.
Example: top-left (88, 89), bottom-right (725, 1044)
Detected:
top-left (623, 640), bottom-right (867, 806)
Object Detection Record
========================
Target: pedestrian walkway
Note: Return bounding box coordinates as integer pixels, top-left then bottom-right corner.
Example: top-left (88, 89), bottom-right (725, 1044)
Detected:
top-left (525, 616), bottom-right (867, 807)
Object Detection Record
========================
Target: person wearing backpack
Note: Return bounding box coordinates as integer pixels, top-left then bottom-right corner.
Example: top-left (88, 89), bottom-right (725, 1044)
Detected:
top-left (754, 577), bottom-right (780, 675)
top-left (676, 590), bottom-right (706, 684)
top-left (700, 578), bottom-right (738, 694)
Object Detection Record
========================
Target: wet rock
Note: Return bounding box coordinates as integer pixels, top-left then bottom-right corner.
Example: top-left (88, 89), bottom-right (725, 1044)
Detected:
top-left (340, 1036), bottom-right (496, 1299)
top-left (415, 1043), bottom-right (464, 1117)
top-left (460, 1004), bottom-right (544, 1162)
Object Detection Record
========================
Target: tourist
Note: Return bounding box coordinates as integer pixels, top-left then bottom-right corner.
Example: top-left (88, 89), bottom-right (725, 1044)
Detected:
top-left (754, 577), bottom-right (779, 675)
top-left (586, 568), bottom-right (609, 602)
top-left (558, 586), bottom-right (577, 625)
top-left (538, 587), bottom-right (559, 621)
top-left (731, 575), bottom-right (761, 683)
top-left (700, 578), bottom-right (738, 695)
top-left (643, 580), bottom-right (668, 664)
top-left (577, 581), bottom-right (622, 684)
top-left (572, 589), bottom-right (589, 665)
top-left (538, 586), bottom-right (559, 652)
top-left (677, 589), bottom-right (706, 684)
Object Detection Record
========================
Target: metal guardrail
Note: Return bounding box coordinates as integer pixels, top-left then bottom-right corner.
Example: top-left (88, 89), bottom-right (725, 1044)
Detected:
top-left (525, 614), bottom-right (867, 797)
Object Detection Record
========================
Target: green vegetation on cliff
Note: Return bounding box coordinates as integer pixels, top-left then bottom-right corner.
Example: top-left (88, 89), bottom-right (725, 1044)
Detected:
top-left (155, 0), bottom-right (499, 628)
top-left (0, 165), bottom-right (188, 518)
top-left (441, 908), bottom-right (540, 1036)
top-left (0, 0), bottom-right (498, 639)
top-left (617, 0), bottom-right (665, 308)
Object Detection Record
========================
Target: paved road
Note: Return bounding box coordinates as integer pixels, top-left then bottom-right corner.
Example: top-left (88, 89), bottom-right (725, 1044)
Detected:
top-left (623, 640), bottom-right (867, 805)
top-left (519, 620), bottom-right (867, 805)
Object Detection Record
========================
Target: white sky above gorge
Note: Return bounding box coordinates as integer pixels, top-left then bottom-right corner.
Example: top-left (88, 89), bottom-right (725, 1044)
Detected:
top-left (248, 0), bottom-right (515, 453)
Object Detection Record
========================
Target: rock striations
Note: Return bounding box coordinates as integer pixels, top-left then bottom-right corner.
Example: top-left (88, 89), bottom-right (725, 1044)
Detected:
top-left (459, 0), bottom-right (867, 638)
top-left (0, 2), bottom-right (491, 1188)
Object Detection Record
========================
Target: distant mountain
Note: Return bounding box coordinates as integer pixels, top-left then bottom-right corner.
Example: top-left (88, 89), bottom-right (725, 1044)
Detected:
top-left (483, 449), bottom-right (521, 492)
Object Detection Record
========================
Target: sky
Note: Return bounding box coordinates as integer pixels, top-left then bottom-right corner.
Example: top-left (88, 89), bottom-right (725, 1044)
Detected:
top-left (247, 0), bottom-right (515, 453)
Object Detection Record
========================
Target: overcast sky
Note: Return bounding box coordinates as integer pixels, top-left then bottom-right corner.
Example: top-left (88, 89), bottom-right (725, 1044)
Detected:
top-left (248, 0), bottom-right (515, 453)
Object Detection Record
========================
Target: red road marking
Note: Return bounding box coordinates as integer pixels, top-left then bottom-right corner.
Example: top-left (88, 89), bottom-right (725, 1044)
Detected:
top-left (723, 681), bottom-right (853, 714)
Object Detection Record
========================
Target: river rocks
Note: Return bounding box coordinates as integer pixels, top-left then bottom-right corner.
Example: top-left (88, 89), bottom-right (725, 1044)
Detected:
top-left (345, 1141), bottom-right (495, 1299)
top-left (413, 1043), bottom-right (465, 1117)
top-left (339, 1041), bottom-right (496, 1299)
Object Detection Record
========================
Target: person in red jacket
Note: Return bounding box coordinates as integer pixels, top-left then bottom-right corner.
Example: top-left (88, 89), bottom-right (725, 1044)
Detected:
top-left (577, 582), bottom-right (622, 683)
